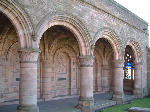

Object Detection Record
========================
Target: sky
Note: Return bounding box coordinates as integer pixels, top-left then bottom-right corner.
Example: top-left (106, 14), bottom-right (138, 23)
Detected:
top-left (115, 0), bottom-right (150, 43)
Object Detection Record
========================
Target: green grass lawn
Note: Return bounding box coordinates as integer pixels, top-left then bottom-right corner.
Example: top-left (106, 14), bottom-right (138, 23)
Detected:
top-left (102, 98), bottom-right (150, 112)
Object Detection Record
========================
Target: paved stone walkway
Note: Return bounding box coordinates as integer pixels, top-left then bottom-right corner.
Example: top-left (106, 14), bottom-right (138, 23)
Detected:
top-left (0, 92), bottom-right (115, 112)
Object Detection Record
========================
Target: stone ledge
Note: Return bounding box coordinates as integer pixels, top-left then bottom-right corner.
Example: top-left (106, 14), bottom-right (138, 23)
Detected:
top-left (128, 107), bottom-right (150, 112)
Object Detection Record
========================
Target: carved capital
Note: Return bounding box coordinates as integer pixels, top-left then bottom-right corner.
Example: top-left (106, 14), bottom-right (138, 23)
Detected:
top-left (79, 55), bottom-right (94, 67)
top-left (113, 60), bottom-right (124, 68)
top-left (102, 65), bottom-right (111, 69)
top-left (19, 48), bottom-right (40, 63)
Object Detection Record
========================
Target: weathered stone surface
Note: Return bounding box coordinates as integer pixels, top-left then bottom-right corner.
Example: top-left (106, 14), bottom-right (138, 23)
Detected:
top-left (112, 60), bottom-right (125, 104)
top-left (147, 48), bottom-right (150, 96)
top-left (0, 0), bottom-right (149, 112)
top-left (128, 107), bottom-right (150, 112)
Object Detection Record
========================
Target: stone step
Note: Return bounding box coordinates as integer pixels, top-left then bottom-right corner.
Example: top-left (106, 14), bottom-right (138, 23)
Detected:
top-left (95, 100), bottom-right (116, 111)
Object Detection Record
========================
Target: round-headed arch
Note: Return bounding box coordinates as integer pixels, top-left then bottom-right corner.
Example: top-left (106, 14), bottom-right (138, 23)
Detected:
top-left (93, 27), bottom-right (123, 60)
top-left (0, 0), bottom-right (33, 48)
top-left (125, 39), bottom-right (143, 63)
top-left (35, 12), bottom-right (91, 56)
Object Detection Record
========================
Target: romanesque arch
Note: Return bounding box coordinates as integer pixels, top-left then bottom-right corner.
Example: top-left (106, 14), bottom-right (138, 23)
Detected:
top-left (93, 27), bottom-right (124, 103)
top-left (125, 39), bottom-right (143, 63)
top-left (0, 1), bottom-right (37, 108)
top-left (0, 0), bottom-right (33, 48)
top-left (35, 12), bottom-right (91, 56)
top-left (124, 39), bottom-right (143, 97)
top-left (36, 25), bottom-right (81, 99)
top-left (93, 27), bottom-right (123, 60)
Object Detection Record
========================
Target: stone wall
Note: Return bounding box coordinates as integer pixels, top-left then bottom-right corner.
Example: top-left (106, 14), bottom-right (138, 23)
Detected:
top-left (0, 13), bottom-right (20, 102)
top-left (0, 0), bottom-right (149, 103)
top-left (147, 48), bottom-right (150, 95)
top-left (13, 1), bottom-right (149, 97)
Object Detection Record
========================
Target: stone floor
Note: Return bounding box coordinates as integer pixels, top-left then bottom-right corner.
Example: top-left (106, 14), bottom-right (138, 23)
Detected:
top-left (0, 92), bottom-right (136, 112)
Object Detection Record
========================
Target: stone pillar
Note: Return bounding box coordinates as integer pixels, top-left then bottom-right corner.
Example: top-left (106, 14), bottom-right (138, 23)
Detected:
top-left (77, 55), bottom-right (94, 112)
top-left (112, 60), bottom-right (124, 104)
top-left (42, 60), bottom-right (52, 100)
top-left (134, 63), bottom-right (142, 98)
top-left (102, 65), bottom-right (111, 92)
top-left (16, 48), bottom-right (40, 112)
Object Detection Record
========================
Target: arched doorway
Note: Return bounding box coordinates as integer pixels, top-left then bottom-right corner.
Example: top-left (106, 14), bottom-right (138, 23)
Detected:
top-left (123, 45), bottom-right (135, 94)
top-left (94, 38), bottom-right (114, 93)
top-left (0, 12), bottom-right (20, 102)
top-left (38, 25), bottom-right (80, 99)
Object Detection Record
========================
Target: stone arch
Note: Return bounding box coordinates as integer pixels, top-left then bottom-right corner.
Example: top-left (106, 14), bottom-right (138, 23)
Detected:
top-left (49, 35), bottom-right (79, 61)
top-left (52, 45), bottom-right (77, 63)
top-left (0, 0), bottom-right (33, 48)
top-left (35, 12), bottom-right (91, 56)
top-left (6, 42), bottom-right (18, 59)
top-left (125, 39), bottom-right (143, 63)
top-left (124, 39), bottom-right (143, 98)
top-left (93, 27), bottom-right (123, 60)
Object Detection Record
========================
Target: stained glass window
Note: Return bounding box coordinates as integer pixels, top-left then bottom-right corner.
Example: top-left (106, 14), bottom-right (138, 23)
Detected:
top-left (125, 62), bottom-right (132, 79)
top-left (124, 47), bottom-right (134, 80)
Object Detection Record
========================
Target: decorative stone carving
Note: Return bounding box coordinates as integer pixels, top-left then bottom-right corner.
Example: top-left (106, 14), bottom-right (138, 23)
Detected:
top-left (126, 39), bottom-right (143, 63)
top-left (54, 51), bottom-right (70, 96)
top-left (19, 48), bottom-right (40, 62)
top-left (35, 12), bottom-right (91, 56)
top-left (0, 0), bottom-right (149, 112)
top-left (79, 55), bottom-right (94, 67)
top-left (0, 0), bottom-right (33, 48)
top-left (93, 27), bottom-right (123, 60)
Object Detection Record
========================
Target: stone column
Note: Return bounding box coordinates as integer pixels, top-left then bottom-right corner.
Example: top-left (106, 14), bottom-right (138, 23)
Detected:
top-left (16, 48), bottom-right (40, 112)
top-left (102, 65), bottom-right (111, 92)
top-left (112, 60), bottom-right (124, 104)
top-left (42, 60), bottom-right (52, 100)
top-left (77, 55), bottom-right (94, 112)
top-left (134, 63), bottom-right (142, 98)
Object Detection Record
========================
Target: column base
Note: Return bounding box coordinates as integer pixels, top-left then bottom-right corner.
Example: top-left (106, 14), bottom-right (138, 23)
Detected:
top-left (134, 89), bottom-right (143, 98)
top-left (76, 97), bottom-right (94, 112)
top-left (113, 93), bottom-right (125, 104)
top-left (16, 105), bottom-right (39, 112)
